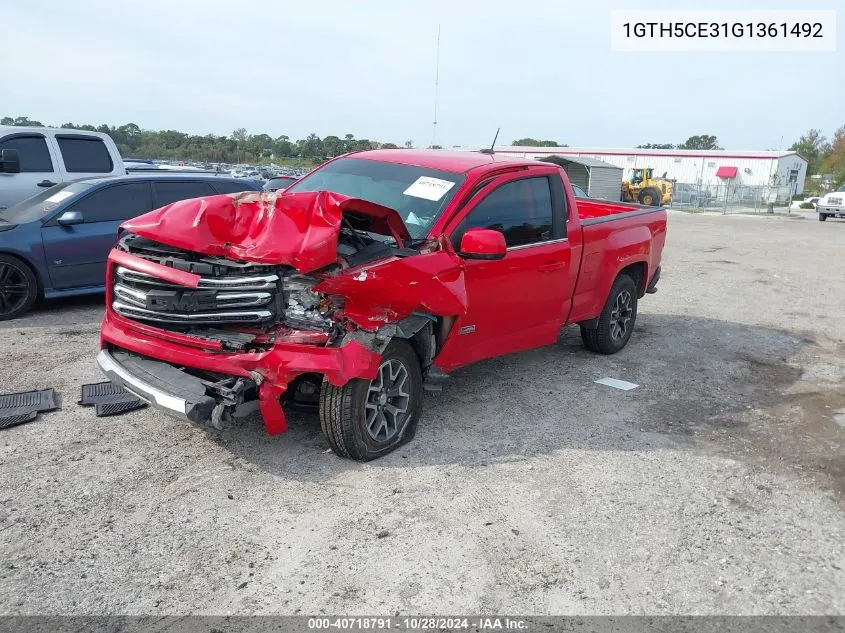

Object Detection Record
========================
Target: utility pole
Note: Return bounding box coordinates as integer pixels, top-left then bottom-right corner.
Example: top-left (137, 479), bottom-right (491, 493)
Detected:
top-left (430, 24), bottom-right (441, 149)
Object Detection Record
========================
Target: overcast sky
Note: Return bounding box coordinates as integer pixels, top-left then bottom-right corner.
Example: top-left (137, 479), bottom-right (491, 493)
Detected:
top-left (3, 0), bottom-right (842, 149)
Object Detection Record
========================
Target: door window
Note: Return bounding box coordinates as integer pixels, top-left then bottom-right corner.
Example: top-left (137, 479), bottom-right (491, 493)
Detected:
top-left (56, 136), bottom-right (114, 173)
top-left (153, 181), bottom-right (216, 207)
top-left (453, 177), bottom-right (553, 248)
top-left (0, 135), bottom-right (53, 172)
top-left (211, 180), bottom-right (256, 194)
top-left (63, 182), bottom-right (152, 223)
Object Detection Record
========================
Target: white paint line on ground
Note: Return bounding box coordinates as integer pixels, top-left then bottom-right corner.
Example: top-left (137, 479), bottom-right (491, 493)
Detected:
top-left (595, 377), bottom-right (639, 391)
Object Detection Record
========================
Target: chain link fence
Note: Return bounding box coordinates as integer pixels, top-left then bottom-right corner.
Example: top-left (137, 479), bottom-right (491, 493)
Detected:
top-left (666, 182), bottom-right (796, 214)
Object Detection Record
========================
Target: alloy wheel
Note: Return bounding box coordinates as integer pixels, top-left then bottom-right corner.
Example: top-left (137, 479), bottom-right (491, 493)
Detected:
top-left (609, 289), bottom-right (633, 341)
top-left (0, 262), bottom-right (30, 317)
top-left (364, 359), bottom-right (410, 443)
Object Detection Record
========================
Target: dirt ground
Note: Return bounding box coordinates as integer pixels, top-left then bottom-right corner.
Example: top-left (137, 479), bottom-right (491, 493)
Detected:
top-left (0, 211), bottom-right (843, 615)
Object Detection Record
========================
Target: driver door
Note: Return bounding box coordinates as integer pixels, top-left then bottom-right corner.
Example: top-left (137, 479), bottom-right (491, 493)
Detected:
top-left (437, 171), bottom-right (573, 369)
top-left (41, 182), bottom-right (153, 289)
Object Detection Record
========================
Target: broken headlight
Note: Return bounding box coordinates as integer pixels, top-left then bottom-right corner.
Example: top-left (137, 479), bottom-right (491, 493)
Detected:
top-left (282, 274), bottom-right (335, 331)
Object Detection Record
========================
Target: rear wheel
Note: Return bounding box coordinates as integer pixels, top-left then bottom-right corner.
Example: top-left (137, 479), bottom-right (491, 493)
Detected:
top-left (0, 255), bottom-right (38, 321)
top-left (319, 339), bottom-right (423, 461)
top-left (580, 274), bottom-right (638, 355)
top-left (638, 188), bottom-right (661, 206)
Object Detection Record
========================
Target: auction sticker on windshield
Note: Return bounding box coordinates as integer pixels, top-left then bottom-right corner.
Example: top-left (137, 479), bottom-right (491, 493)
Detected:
top-left (403, 176), bottom-right (456, 201)
top-left (45, 191), bottom-right (75, 204)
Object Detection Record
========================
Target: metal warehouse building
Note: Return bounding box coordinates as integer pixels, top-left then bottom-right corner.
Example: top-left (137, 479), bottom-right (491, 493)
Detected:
top-left (456, 146), bottom-right (809, 195)
top-left (534, 155), bottom-right (622, 200)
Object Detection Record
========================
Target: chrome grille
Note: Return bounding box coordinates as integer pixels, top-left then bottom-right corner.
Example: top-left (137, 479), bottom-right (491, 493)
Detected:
top-left (112, 266), bottom-right (279, 326)
top-left (115, 266), bottom-right (278, 291)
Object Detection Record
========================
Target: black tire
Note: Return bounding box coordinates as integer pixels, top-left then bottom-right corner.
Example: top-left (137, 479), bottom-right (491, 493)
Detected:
top-left (319, 338), bottom-right (423, 461)
top-left (638, 188), bottom-right (661, 207)
top-left (580, 274), bottom-right (638, 355)
top-left (0, 254), bottom-right (38, 321)
top-left (819, 214), bottom-right (827, 222)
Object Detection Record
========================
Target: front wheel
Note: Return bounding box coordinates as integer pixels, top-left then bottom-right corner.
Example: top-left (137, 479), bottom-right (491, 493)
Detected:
top-left (0, 255), bottom-right (38, 321)
top-left (819, 214), bottom-right (827, 222)
top-left (638, 188), bottom-right (661, 207)
top-left (319, 339), bottom-right (423, 461)
top-left (580, 274), bottom-right (638, 355)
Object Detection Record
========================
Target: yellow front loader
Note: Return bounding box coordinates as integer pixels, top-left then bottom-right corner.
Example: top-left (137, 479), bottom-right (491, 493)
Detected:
top-left (621, 167), bottom-right (673, 206)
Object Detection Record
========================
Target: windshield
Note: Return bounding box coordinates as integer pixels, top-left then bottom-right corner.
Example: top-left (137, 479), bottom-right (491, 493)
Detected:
top-left (836, 185), bottom-right (845, 192)
top-left (286, 157), bottom-right (466, 239)
top-left (0, 182), bottom-right (94, 224)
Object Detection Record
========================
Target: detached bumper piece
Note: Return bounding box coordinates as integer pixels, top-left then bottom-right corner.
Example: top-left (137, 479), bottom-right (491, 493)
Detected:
top-left (0, 388), bottom-right (60, 430)
top-left (96, 348), bottom-right (256, 429)
top-left (79, 381), bottom-right (146, 417)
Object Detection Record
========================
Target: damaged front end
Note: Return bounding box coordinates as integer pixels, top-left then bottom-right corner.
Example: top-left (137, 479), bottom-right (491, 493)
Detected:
top-left (98, 190), bottom-right (465, 434)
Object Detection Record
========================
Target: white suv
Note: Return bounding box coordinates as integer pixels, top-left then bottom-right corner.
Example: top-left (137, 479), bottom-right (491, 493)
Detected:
top-left (818, 185), bottom-right (845, 221)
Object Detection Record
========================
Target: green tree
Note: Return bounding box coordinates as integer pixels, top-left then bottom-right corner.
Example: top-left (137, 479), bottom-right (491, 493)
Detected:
top-left (404, 140), bottom-right (414, 149)
top-left (512, 138), bottom-right (565, 147)
top-left (820, 125), bottom-right (845, 186)
top-left (322, 135), bottom-right (345, 157)
top-left (274, 135), bottom-right (294, 158)
top-left (0, 113), bottom-right (437, 165)
top-left (677, 135), bottom-right (722, 150)
top-left (1, 116), bottom-right (43, 126)
top-left (789, 129), bottom-right (830, 175)
top-left (343, 134), bottom-right (356, 152)
top-left (298, 133), bottom-right (324, 158)
top-left (380, 142), bottom-right (399, 149)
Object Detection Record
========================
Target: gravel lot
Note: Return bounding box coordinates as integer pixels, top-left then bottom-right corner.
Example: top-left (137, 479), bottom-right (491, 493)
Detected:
top-left (1, 211), bottom-right (843, 615)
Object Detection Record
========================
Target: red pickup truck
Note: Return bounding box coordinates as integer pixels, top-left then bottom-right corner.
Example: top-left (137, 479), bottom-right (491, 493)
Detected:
top-left (97, 150), bottom-right (666, 460)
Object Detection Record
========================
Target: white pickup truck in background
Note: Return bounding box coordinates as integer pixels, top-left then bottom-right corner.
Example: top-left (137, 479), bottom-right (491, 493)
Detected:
top-left (0, 127), bottom-right (126, 210)
top-left (817, 185), bottom-right (845, 221)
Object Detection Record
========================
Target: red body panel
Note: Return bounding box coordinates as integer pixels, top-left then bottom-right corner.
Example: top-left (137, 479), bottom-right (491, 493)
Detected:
top-left (120, 190), bottom-right (410, 273)
top-left (100, 149), bottom-right (666, 433)
top-left (101, 307), bottom-right (382, 434)
top-left (110, 249), bottom-right (201, 288)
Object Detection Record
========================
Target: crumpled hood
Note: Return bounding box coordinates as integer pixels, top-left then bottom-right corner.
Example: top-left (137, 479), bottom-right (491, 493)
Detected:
top-left (120, 190), bottom-right (412, 273)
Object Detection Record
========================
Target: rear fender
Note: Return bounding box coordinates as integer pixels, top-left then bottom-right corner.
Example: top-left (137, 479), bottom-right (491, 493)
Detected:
top-left (575, 226), bottom-right (651, 320)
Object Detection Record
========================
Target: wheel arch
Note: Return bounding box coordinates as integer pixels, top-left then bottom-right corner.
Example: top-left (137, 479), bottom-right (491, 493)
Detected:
top-left (618, 261), bottom-right (648, 298)
top-left (0, 249), bottom-right (45, 298)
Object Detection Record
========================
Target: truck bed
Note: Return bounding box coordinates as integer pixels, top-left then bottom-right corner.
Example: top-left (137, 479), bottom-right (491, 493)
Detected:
top-left (575, 198), bottom-right (661, 222)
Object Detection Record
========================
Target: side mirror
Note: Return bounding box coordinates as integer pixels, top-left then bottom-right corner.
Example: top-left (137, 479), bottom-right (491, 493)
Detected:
top-left (0, 148), bottom-right (21, 174)
top-left (458, 228), bottom-right (507, 261)
top-left (57, 210), bottom-right (84, 226)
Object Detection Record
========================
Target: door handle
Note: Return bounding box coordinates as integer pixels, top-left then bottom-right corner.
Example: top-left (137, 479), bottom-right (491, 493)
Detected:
top-left (37, 180), bottom-right (57, 188)
top-left (537, 260), bottom-right (564, 273)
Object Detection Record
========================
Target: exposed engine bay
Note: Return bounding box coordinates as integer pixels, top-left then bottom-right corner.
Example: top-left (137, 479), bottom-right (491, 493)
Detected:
top-left (112, 227), bottom-right (424, 351)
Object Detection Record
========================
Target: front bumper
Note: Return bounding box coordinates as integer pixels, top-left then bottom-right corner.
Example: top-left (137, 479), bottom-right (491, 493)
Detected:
top-left (97, 349), bottom-right (218, 423)
top-left (819, 206), bottom-right (845, 217)
top-left (99, 310), bottom-right (383, 434)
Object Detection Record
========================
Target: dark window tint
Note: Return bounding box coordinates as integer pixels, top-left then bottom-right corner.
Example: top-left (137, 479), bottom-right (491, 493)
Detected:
top-left (212, 180), bottom-right (256, 194)
top-left (56, 137), bottom-right (114, 173)
top-left (265, 177), bottom-right (296, 190)
top-left (454, 177), bottom-right (553, 248)
top-left (0, 135), bottom-right (53, 172)
top-left (153, 181), bottom-right (216, 207)
top-left (64, 182), bottom-right (152, 223)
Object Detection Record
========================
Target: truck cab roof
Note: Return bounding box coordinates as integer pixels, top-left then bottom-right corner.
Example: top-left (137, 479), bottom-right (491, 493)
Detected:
top-left (350, 149), bottom-right (536, 174)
